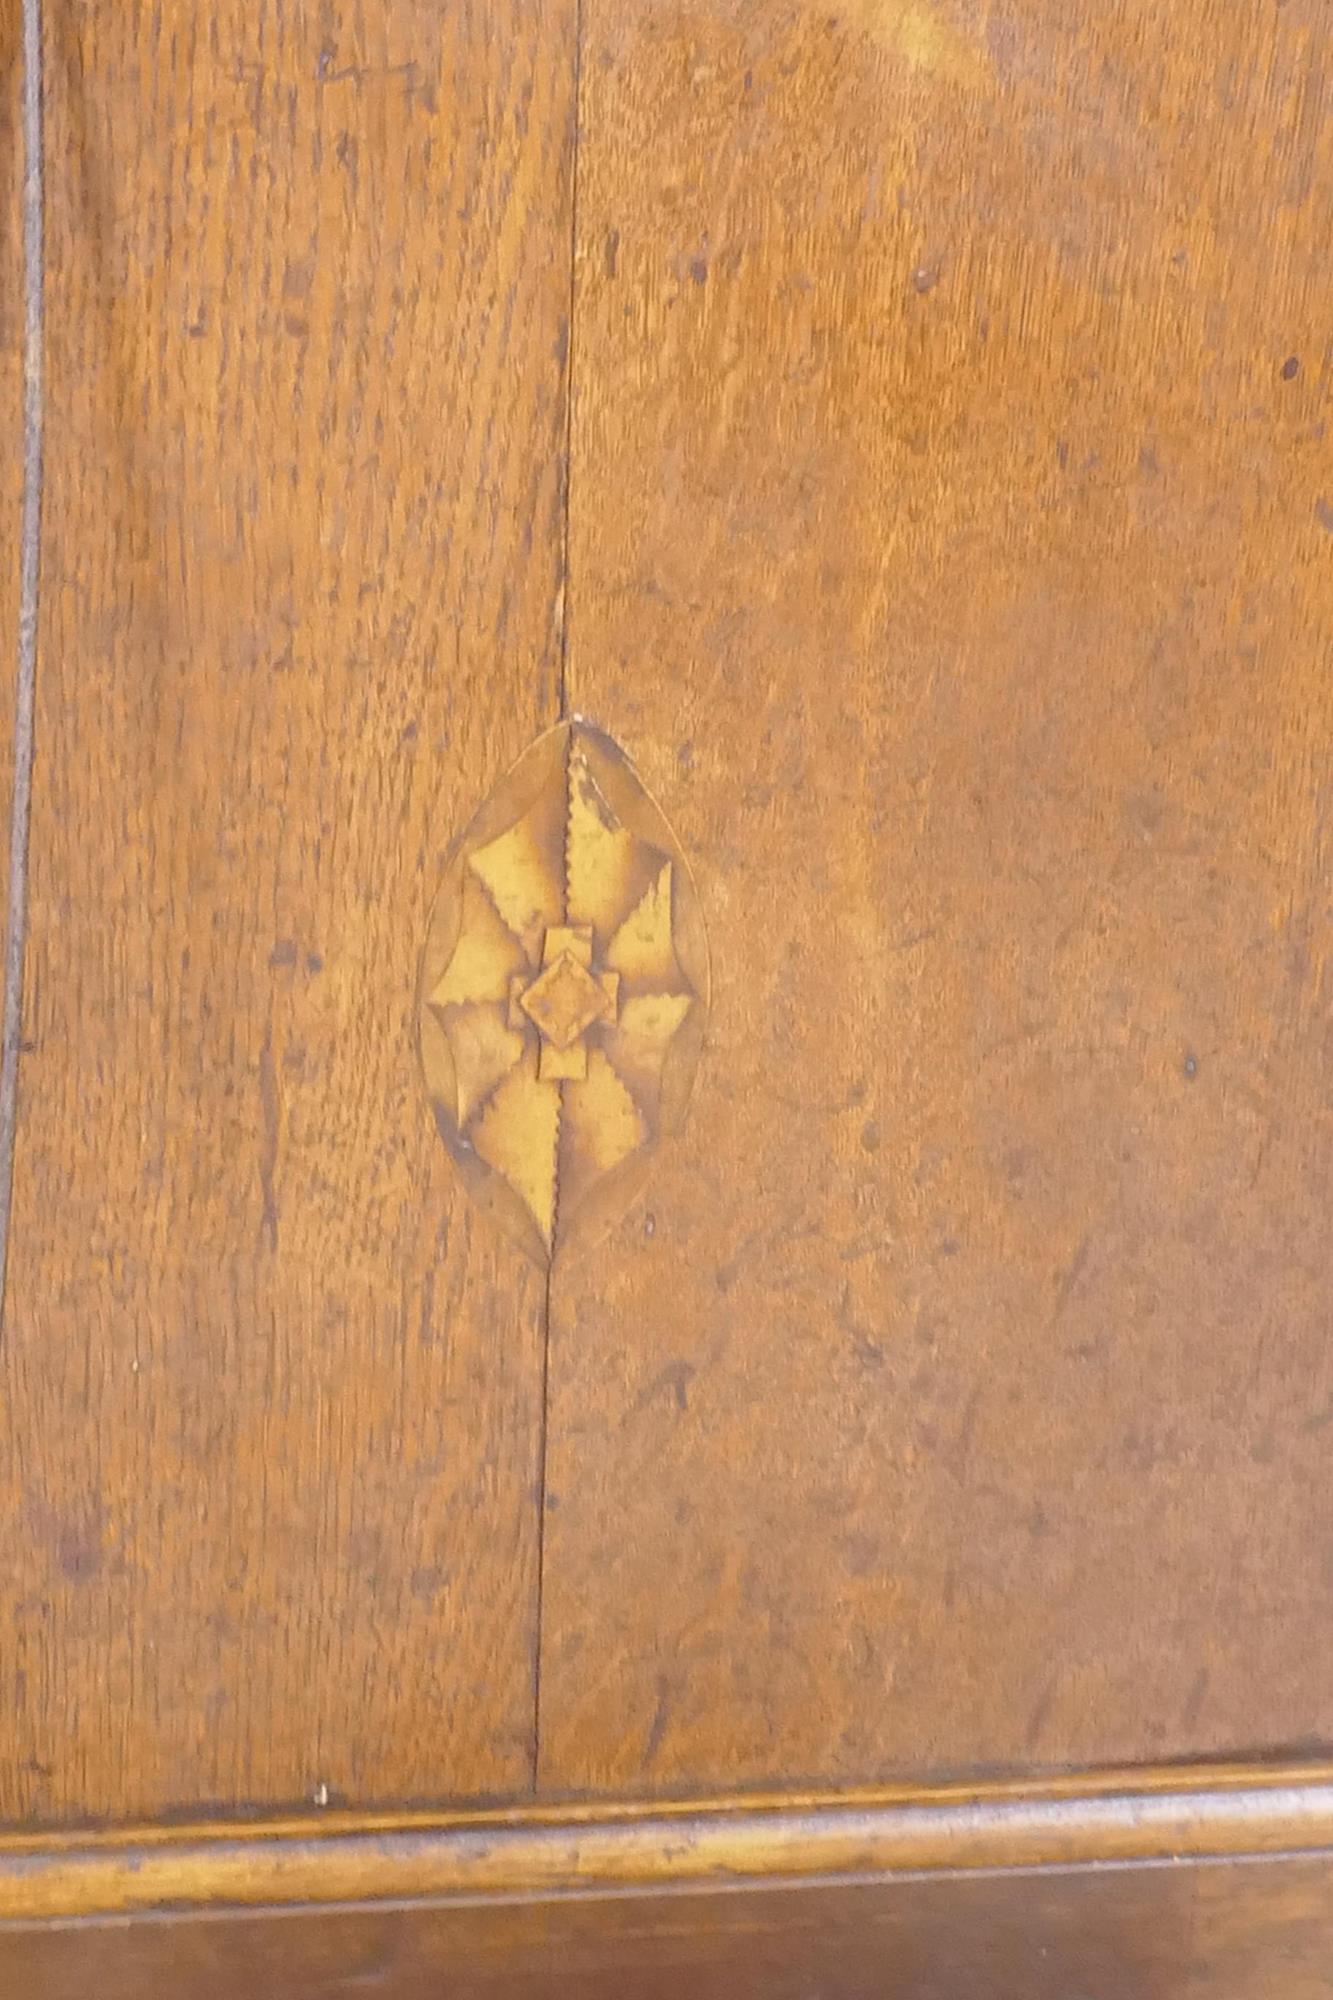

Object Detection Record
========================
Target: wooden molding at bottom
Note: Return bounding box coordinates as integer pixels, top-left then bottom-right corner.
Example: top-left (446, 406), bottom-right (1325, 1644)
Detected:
top-left (3, 1760), bottom-right (1333, 1923)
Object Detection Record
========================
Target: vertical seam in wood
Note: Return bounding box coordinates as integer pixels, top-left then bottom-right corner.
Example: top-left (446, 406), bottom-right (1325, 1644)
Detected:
top-left (0, 0), bottom-right (46, 1332)
top-left (554, 0), bottom-right (582, 732)
top-left (531, 1248), bottom-right (554, 1788)
top-left (531, 0), bottom-right (585, 1794)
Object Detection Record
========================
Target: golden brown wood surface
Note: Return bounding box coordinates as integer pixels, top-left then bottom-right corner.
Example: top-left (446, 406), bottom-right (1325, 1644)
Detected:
top-left (0, 0), bottom-right (574, 1821)
top-left (4, 9), bottom-right (1333, 1966)
top-left (541, 0), bottom-right (1333, 1789)
top-left (0, 1870), bottom-right (1280, 2000)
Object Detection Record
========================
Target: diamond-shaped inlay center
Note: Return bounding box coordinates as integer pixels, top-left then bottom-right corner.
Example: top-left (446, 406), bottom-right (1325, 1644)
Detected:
top-left (520, 950), bottom-right (611, 1049)
top-left (508, 925), bottom-right (620, 1083)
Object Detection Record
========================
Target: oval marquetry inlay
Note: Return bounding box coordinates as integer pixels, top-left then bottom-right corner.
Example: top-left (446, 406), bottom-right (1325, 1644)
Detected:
top-left (418, 721), bottom-right (708, 1266)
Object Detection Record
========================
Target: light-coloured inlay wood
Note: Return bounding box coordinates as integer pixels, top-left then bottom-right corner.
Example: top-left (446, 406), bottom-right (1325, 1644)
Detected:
top-left (419, 721), bottom-right (708, 1265)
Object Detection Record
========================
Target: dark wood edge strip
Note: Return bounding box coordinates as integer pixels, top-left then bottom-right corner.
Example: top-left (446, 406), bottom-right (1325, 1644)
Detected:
top-left (4, 1763), bottom-right (1333, 1922)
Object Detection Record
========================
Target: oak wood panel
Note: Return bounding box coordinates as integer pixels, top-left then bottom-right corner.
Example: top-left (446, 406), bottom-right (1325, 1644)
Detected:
top-left (544, 0), bottom-right (1333, 1789)
top-left (0, 0), bottom-right (574, 1822)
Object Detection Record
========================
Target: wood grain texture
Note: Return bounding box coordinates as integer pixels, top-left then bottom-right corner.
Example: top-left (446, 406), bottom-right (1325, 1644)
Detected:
top-left (542, 0), bottom-right (1333, 1790)
top-left (0, 1872), bottom-right (1256, 2000)
top-left (0, 1872), bottom-right (1204, 2000)
top-left (0, 0), bottom-right (574, 1821)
